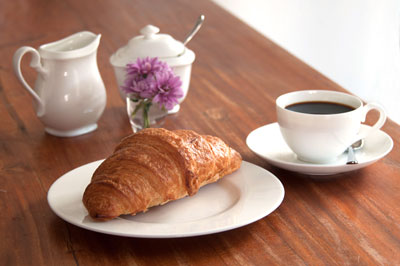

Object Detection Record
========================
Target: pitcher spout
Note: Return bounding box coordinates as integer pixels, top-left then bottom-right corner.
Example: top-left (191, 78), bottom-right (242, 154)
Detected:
top-left (38, 31), bottom-right (101, 60)
top-left (89, 33), bottom-right (101, 49)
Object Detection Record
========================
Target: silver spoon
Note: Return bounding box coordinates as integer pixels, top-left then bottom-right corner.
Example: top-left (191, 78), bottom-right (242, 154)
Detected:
top-left (183, 15), bottom-right (205, 46)
top-left (346, 139), bottom-right (364, 165)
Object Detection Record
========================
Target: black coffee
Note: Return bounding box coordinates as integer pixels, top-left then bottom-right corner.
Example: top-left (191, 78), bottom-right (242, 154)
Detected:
top-left (285, 101), bottom-right (355, 114)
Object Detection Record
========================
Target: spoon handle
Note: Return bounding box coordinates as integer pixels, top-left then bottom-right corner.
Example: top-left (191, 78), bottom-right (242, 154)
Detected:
top-left (183, 15), bottom-right (205, 46)
top-left (346, 147), bottom-right (358, 165)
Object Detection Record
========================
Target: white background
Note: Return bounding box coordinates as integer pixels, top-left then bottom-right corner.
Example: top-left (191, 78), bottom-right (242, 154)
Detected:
top-left (212, 0), bottom-right (400, 125)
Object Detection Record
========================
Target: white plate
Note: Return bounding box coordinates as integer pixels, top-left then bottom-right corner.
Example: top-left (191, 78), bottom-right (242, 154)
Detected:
top-left (246, 123), bottom-right (393, 176)
top-left (47, 160), bottom-right (284, 238)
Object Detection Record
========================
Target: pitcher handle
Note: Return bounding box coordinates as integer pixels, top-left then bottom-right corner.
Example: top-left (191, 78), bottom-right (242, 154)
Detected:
top-left (13, 46), bottom-right (47, 117)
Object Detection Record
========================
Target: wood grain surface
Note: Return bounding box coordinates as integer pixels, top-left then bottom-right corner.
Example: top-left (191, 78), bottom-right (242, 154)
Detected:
top-left (1, 0), bottom-right (399, 265)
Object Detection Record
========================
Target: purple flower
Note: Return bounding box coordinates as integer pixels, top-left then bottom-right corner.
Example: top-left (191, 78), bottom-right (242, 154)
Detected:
top-left (126, 57), bottom-right (170, 78)
top-left (153, 72), bottom-right (183, 110)
top-left (122, 57), bottom-right (173, 97)
top-left (123, 57), bottom-right (183, 129)
top-left (131, 79), bottom-right (158, 99)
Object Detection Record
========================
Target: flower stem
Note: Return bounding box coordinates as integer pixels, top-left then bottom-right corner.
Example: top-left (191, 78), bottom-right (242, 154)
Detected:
top-left (131, 100), bottom-right (143, 118)
top-left (142, 100), bottom-right (152, 128)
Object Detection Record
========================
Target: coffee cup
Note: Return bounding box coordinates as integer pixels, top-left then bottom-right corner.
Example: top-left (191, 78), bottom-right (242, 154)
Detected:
top-left (276, 90), bottom-right (386, 164)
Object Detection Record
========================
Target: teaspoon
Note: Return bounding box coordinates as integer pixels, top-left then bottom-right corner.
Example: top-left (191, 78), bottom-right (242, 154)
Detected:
top-left (346, 139), bottom-right (364, 165)
top-left (183, 15), bottom-right (205, 46)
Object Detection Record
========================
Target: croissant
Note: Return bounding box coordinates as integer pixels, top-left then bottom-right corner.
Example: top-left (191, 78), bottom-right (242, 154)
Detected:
top-left (83, 128), bottom-right (242, 221)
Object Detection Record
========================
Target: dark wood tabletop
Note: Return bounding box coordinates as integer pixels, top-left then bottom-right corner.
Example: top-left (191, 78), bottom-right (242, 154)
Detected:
top-left (1, 0), bottom-right (399, 265)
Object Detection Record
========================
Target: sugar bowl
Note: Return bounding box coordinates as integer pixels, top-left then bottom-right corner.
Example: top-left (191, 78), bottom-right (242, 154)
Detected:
top-left (110, 25), bottom-right (196, 113)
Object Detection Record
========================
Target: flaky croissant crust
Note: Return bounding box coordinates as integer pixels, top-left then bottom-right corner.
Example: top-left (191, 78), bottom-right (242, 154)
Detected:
top-left (83, 128), bottom-right (242, 221)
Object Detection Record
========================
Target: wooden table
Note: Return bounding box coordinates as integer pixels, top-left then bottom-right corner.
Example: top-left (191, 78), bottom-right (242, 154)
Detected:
top-left (1, 0), bottom-right (399, 265)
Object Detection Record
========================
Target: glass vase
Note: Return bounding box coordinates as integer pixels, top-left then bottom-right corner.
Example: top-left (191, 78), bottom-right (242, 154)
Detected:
top-left (126, 98), bottom-right (167, 133)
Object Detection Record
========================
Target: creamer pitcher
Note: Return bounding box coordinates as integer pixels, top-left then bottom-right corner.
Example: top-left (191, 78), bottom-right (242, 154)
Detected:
top-left (13, 31), bottom-right (107, 137)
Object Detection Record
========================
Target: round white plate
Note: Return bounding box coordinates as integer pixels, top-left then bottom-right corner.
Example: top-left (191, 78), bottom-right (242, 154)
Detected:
top-left (246, 123), bottom-right (393, 176)
top-left (47, 160), bottom-right (284, 238)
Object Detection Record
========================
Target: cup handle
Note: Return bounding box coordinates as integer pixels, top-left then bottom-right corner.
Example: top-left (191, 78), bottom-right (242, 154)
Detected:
top-left (13, 46), bottom-right (47, 117)
top-left (354, 102), bottom-right (386, 141)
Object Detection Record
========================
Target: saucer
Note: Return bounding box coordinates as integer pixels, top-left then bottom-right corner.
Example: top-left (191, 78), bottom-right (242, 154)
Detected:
top-left (246, 123), bottom-right (393, 175)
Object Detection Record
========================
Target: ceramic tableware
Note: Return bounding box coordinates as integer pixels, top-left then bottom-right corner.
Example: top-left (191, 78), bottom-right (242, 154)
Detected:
top-left (110, 25), bottom-right (196, 113)
top-left (276, 90), bottom-right (386, 163)
top-left (246, 123), bottom-right (393, 176)
top-left (48, 160), bottom-right (284, 238)
top-left (13, 31), bottom-right (107, 137)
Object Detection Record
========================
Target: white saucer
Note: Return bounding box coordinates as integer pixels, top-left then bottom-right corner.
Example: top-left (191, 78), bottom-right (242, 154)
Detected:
top-left (246, 123), bottom-right (393, 176)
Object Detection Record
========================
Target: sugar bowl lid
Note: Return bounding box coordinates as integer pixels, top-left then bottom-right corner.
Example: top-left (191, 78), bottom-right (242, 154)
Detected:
top-left (110, 25), bottom-right (187, 67)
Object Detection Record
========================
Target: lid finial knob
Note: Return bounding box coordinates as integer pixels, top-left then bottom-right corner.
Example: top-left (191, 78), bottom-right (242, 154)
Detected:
top-left (140, 25), bottom-right (160, 40)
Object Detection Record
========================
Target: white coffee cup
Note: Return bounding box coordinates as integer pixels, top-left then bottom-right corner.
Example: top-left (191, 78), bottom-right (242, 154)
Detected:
top-left (276, 90), bottom-right (386, 164)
